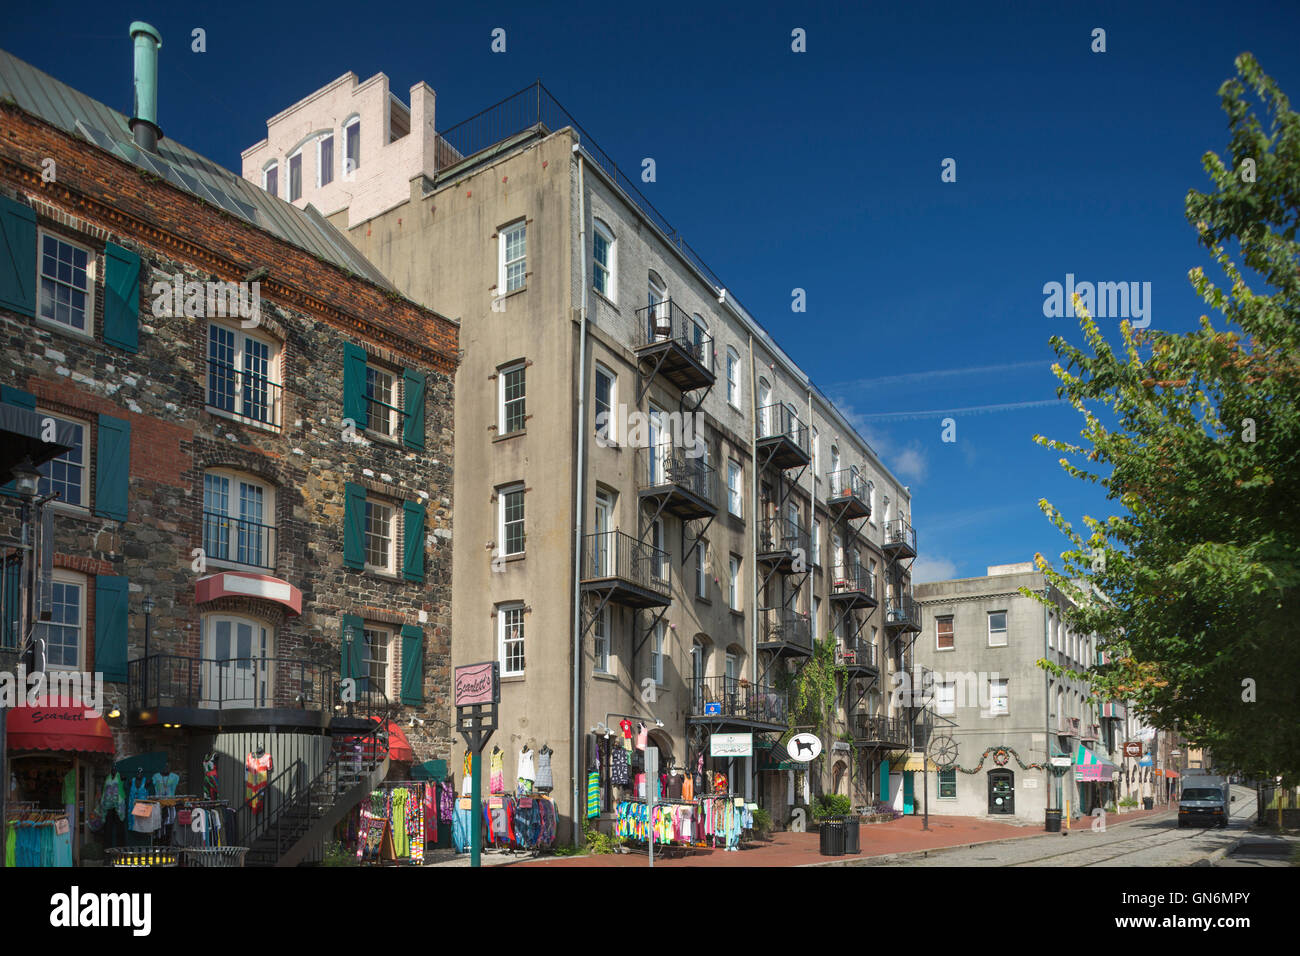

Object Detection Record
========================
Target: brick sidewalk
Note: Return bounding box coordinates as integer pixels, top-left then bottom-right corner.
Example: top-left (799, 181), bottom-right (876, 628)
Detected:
top-left (499, 804), bottom-right (1175, 867)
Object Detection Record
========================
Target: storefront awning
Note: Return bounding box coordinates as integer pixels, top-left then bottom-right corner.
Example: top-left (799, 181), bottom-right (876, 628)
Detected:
top-left (899, 752), bottom-right (938, 772)
top-left (5, 696), bottom-right (114, 755)
top-left (1074, 744), bottom-right (1117, 781)
top-left (196, 571), bottom-right (302, 616)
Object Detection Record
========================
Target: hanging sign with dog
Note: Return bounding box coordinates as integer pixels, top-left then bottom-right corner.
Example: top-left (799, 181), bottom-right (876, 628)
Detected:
top-left (787, 732), bottom-right (822, 762)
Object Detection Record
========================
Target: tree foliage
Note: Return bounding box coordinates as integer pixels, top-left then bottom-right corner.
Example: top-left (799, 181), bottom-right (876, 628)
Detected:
top-left (1030, 54), bottom-right (1300, 781)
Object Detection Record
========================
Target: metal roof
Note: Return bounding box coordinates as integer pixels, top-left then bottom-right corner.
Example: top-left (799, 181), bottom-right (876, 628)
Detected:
top-left (0, 48), bottom-right (394, 289)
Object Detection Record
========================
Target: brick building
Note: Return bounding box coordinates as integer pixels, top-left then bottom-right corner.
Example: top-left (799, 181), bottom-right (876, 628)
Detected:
top-left (0, 41), bottom-right (457, 864)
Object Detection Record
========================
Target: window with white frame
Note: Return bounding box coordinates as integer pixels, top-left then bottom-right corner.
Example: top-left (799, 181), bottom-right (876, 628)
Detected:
top-left (364, 498), bottom-right (395, 572)
top-left (650, 518), bottom-right (667, 583)
top-left (726, 347), bottom-right (740, 407)
top-left (594, 364), bottom-right (615, 443)
top-left (40, 571), bottom-right (85, 670)
top-left (691, 314), bottom-right (710, 368)
top-left (263, 162), bottom-right (278, 196)
top-left (729, 554), bottom-right (741, 611)
top-left (207, 322), bottom-right (281, 427)
top-left (695, 540), bottom-right (709, 599)
top-left (288, 150), bottom-right (303, 201)
top-left (204, 470), bottom-right (275, 570)
top-left (499, 220), bottom-right (527, 293)
top-left (651, 619), bottom-right (666, 685)
top-left (988, 610), bottom-right (1008, 647)
top-left (936, 681), bottom-right (956, 716)
top-left (1049, 612), bottom-right (1056, 649)
top-left (499, 361), bottom-right (526, 435)
top-left (938, 769), bottom-right (957, 799)
top-left (318, 133), bottom-right (334, 187)
top-left (727, 460), bottom-right (742, 517)
top-left (362, 624), bottom-right (393, 698)
top-left (647, 273), bottom-right (668, 340)
top-left (36, 412), bottom-right (88, 509)
top-left (499, 484), bottom-right (525, 557)
top-left (812, 595), bottom-right (821, 638)
top-left (365, 362), bottom-right (401, 438)
top-left (201, 615), bottom-right (272, 706)
top-left (38, 232), bottom-right (94, 335)
top-left (936, 615), bottom-right (954, 650)
top-left (812, 428), bottom-right (820, 478)
top-left (725, 651), bottom-right (739, 685)
top-left (868, 480), bottom-right (876, 520)
top-left (988, 678), bottom-right (1009, 715)
top-left (344, 117), bottom-right (360, 174)
top-left (593, 607), bottom-right (610, 674)
top-left (812, 519), bottom-right (822, 566)
top-left (593, 220), bottom-right (614, 299)
top-left (499, 604), bottom-right (525, 676)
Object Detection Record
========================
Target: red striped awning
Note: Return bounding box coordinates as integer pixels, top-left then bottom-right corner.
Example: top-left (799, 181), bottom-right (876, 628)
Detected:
top-left (5, 696), bottom-right (114, 754)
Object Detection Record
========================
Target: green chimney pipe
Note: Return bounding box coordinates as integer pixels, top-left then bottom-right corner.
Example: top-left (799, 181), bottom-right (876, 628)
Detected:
top-left (129, 21), bottom-right (163, 151)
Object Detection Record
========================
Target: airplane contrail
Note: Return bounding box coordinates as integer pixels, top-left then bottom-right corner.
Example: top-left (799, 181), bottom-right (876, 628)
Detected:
top-left (826, 360), bottom-right (1049, 391)
top-left (850, 399), bottom-right (1062, 421)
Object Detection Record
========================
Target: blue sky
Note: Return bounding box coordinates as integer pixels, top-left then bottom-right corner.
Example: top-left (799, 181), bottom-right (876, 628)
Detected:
top-left (5, 1), bottom-right (1297, 582)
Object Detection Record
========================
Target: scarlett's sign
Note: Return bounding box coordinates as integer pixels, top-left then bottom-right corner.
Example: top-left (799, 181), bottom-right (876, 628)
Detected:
top-left (454, 662), bottom-right (499, 707)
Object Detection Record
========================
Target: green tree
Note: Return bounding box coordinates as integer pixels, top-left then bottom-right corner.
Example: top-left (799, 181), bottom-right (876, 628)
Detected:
top-left (1030, 54), bottom-right (1300, 782)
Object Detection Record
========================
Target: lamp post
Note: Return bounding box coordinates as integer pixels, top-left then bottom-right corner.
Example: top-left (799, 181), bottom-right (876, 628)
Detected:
top-left (142, 595), bottom-right (154, 707)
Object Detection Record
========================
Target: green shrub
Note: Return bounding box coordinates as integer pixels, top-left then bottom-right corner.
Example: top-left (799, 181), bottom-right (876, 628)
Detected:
top-left (813, 792), bottom-right (852, 819)
top-left (751, 808), bottom-right (773, 835)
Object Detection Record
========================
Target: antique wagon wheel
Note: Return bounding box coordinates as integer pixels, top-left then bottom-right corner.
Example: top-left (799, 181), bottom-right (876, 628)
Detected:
top-left (928, 734), bottom-right (958, 769)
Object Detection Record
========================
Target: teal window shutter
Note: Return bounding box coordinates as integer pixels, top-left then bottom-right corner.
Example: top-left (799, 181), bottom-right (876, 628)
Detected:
top-left (880, 759), bottom-right (890, 802)
top-left (94, 413), bottom-right (131, 520)
top-left (343, 482), bottom-right (366, 569)
top-left (400, 624), bottom-right (425, 706)
top-left (402, 368), bottom-right (426, 449)
top-left (402, 500), bottom-right (425, 582)
top-left (94, 575), bottom-right (129, 682)
top-left (0, 387), bottom-right (37, 497)
top-left (0, 195), bottom-right (37, 317)
top-left (342, 343), bottom-right (367, 427)
top-left (341, 613), bottom-right (364, 683)
top-left (102, 242), bottom-right (141, 353)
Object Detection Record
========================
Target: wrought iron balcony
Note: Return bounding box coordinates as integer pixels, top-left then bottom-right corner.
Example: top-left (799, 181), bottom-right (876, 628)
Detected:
top-left (759, 607), bottom-right (813, 657)
top-left (883, 517), bottom-right (917, 558)
top-left (826, 468), bottom-right (871, 521)
top-left (687, 675), bottom-right (787, 729)
top-left (757, 515), bottom-right (811, 571)
top-left (634, 298), bottom-right (715, 392)
top-left (884, 595), bottom-right (922, 632)
top-left (580, 530), bottom-right (671, 607)
top-left (1058, 716), bottom-right (1081, 738)
top-left (636, 448), bottom-right (718, 520)
top-left (836, 640), bottom-right (877, 675)
top-left (829, 563), bottom-right (877, 607)
top-left (128, 653), bottom-right (330, 728)
top-left (756, 403), bottom-right (811, 470)
top-left (202, 510), bottom-right (277, 571)
top-left (854, 714), bottom-right (911, 749)
top-left (205, 358), bottom-right (284, 429)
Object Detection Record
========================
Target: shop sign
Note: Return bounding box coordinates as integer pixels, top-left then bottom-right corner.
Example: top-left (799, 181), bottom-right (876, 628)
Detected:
top-left (711, 733), bottom-right (753, 758)
top-left (1123, 742), bottom-right (1142, 757)
top-left (704, 702), bottom-right (721, 715)
top-left (787, 732), bottom-right (822, 762)
top-left (1023, 778), bottom-right (1039, 789)
top-left (1050, 756), bottom-right (1072, 767)
top-left (454, 662), bottom-right (499, 707)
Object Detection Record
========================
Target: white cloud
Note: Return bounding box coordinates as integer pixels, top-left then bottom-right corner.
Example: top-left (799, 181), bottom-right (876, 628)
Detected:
top-left (892, 444), bottom-right (928, 484)
top-left (834, 400), bottom-right (929, 485)
top-left (912, 555), bottom-right (958, 583)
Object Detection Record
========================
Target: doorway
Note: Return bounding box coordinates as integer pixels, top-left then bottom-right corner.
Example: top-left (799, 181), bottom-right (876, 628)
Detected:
top-left (988, 769), bottom-right (1015, 814)
top-left (903, 771), bottom-right (915, 814)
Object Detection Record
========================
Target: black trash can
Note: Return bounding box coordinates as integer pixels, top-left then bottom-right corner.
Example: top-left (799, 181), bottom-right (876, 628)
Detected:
top-left (819, 818), bottom-right (845, 856)
top-left (842, 815), bottom-right (861, 854)
top-left (1045, 808), bottom-right (1062, 832)
top-left (1143, 797), bottom-right (1154, 810)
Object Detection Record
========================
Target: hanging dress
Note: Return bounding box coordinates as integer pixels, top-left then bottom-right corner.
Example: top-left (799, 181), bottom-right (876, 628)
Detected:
top-left (245, 752), bottom-right (272, 815)
top-left (516, 747), bottom-right (535, 796)
top-left (535, 749), bottom-right (554, 792)
top-left (489, 749), bottom-right (505, 794)
top-left (202, 756), bottom-right (219, 800)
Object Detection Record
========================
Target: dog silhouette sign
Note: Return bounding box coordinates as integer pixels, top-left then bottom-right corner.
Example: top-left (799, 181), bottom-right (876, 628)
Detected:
top-left (788, 732), bottom-right (822, 762)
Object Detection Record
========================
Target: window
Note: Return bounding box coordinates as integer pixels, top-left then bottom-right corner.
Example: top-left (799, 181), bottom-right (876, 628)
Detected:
top-left (646, 273), bottom-right (667, 341)
top-left (499, 485), bottom-right (525, 557)
top-left (989, 678), bottom-right (1009, 715)
top-left (38, 233), bottom-right (93, 334)
top-left (499, 362), bottom-right (526, 435)
top-left (938, 769), bottom-right (957, 799)
top-left (36, 413), bottom-right (87, 508)
top-left (936, 615), bottom-right (954, 650)
top-left (651, 620), bottom-right (665, 685)
top-left (499, 220), bottom-right (527, 293)
top-left (988, 611), bottom-right (1008, 647)
top-left (936, 682), bottom-right (956, 716)
top-left (40, 571), bottom-right (84, 670)
top-left (204, 471), bottom-right (275, 570)
top-left (202, 615), bottom-right (271, 707)
top-left (344, 118), bottom-right (360, 174)
top-left (207, 323), bottom-right (280, 427)
top-left (593, 220), bottom-right (614, 298)
top-left (726, 347), bottom-right (740, 407)
top-left (318, 133), bottom-right (334, 187)
top-left (695, 540), bottom-right (708, 599)
top-left (812, 595), bottom-right (821, 638)
top-left (691, 314), bottom-right (710, 368)
top-left (868, 480), bottom-right (876, 520)
top-left (593, 607), bottom-right (610, 674)
top-left (757, 379), bottom-right (772, 434)
top-left (727, 460), bottom-right (742, 517)
top-left (499, 605), bottom-right (525, 676)
top-left (362, 625), bottom-right (392, 697)
top-left (650, 518), bottom-right (667, 583)
top-left (263, 162), bottom-right (278, 196)
top-left (365, 364), bottom-right (401, 438)
top-left (288, 150), bottom-right (303, 201)
top-left (812, 520), bottom-right (822, 566)
top-left (729, 554), bottom-right (741, 611)
top-left (725, 652), bottom-right (738, 684)
top-left (362, 499), bottom-right (395, 572)
top-left (594, 364), bottom-right (615, 443)
top-left (1048, 612), bottom-right (1055, 650)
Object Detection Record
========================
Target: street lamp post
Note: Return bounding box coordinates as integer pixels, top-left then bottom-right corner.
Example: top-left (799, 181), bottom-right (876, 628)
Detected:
top-left (142, 595), bottom-right (154, 707)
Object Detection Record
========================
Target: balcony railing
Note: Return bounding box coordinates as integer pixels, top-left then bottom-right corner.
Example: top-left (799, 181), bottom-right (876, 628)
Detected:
top-left (854, 715), bottom-right (911, 748)
top-left (826, 469), bottom-right (871, 518)
top-left (756, 403), bottom-right (811, 459)
top-left (884, 517), bottom-right (917, 554)
top-left (760, 607), bottom-right (812, 654)
top-left (635, 298), bottom-right (714, 369)
top-left (758, 515), bottom-right (810, 559)
top-left (205, 359), bottom-right (283, 429)
top-left (202, 511), bottom-right (277, 571)
top-left (1058, 716), bottom-right (1081, 737)
top-left (836, 640), bottom-right (876, 670)
top-left (637, 448), bottom-right (718, 515)
top-left (687, 676), bottom-right (787, 726)
top-left (128, 654), bottom-right (330, 715)
top-left (829, 563), bottom-right (876, 601)
top-left (885, 595), bottom-right (921, 630)
top-left (580, 530), bottom-right (671, 601)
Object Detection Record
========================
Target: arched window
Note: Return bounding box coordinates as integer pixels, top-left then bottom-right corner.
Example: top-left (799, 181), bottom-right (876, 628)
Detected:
top-left (203, 468), bottom-right (277, 571)
top-left (726, 347), bottom-right (741, 407)
top-left (593, 219), bottom-right (615, 299)
top-left (262, 161), bottom-right (279, 197)
top-left (647, 272), bottom-right (668, 341)
top-left (757, 378), bottom-right (772, 434)
top-left (343, 115), bottom-right (361, 175)
top-left (691, 313), bottom-right (710, 368)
